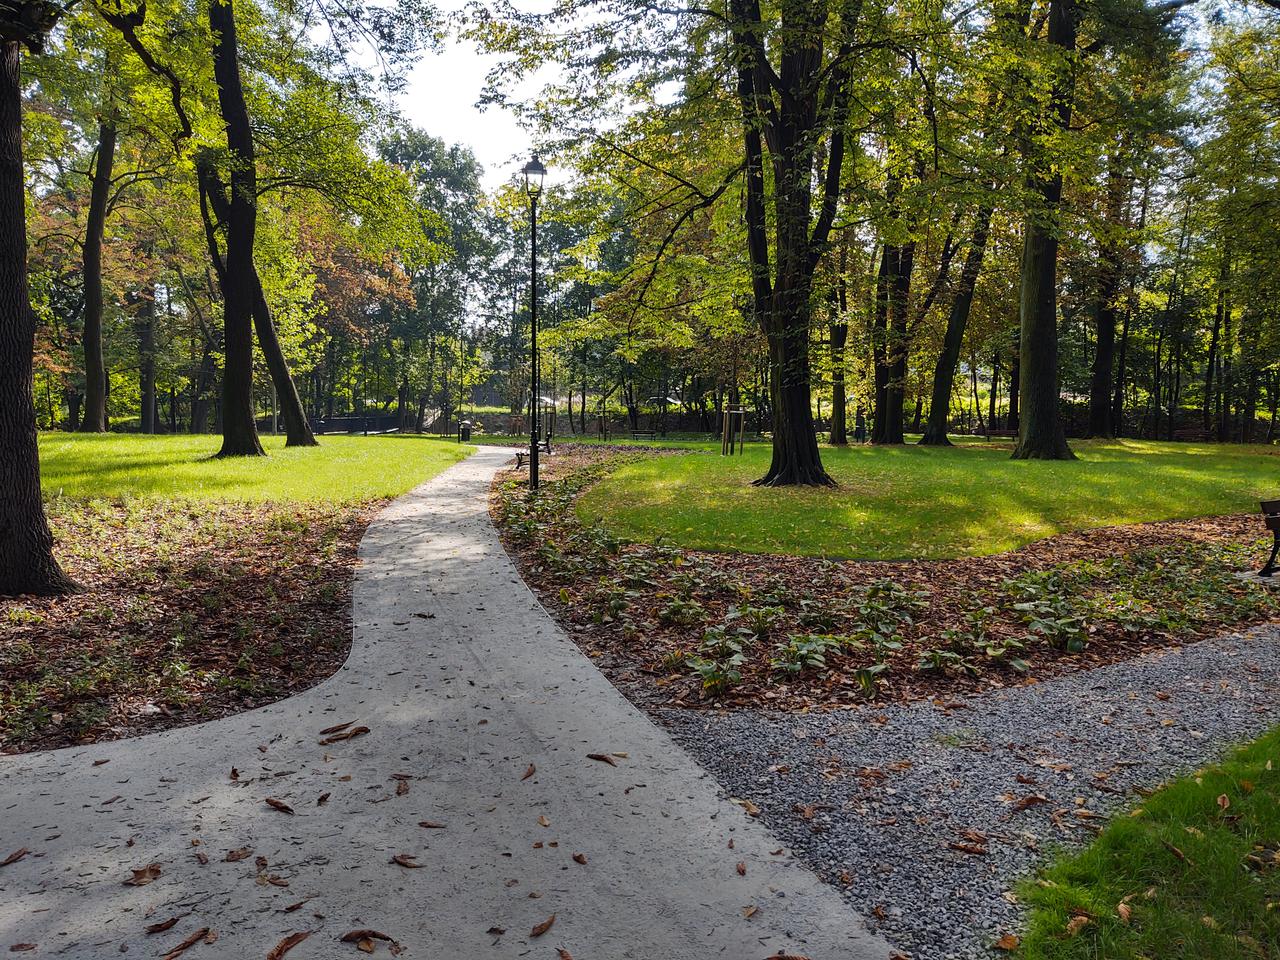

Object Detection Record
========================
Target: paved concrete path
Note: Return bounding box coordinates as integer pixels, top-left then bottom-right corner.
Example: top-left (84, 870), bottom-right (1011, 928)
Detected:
top-left (0, 447), bottom-right (892, 959)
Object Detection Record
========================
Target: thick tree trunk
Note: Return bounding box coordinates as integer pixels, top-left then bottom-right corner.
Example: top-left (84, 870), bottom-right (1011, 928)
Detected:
top-left (79, 117), bottom-right (116, 433)
top-left (1012, 0), bottom-right (1076, 460)
top-left (1112, 308), bottom-right (1129, 436)
top-left (210, 0), bottom-right (263, 456)
top-left (0, 40), bottom-right (75, 596)
top-left (921, 204), bottom-right (993, 445)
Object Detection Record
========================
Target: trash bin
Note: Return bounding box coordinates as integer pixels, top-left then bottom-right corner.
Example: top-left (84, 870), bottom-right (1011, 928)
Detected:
top-left (458, 420), bottom-right (472, 442)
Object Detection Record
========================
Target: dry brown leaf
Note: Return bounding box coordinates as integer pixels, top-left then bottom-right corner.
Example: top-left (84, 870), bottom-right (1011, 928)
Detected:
top-left (341, 929), bottom-right (393, 943)
top-left (146, 917), bottom-right (180, 934)
top-left (531, 914), bottom-right (556, 937)
top-left (587, 753), bottom-right (617, 766)
top-left (537, 815), bottom-right (551, 828)
top-left (282, 899), bottom-right (313, 913)
top-left (993, 933), bottom-right (1020, 951)
top-left (1117, 902), bottom-right (1132, 923)
top-left (736, 861), bottom-right (746, 876)
top-left (317, 792), bottom-right (331, 805)
top-left (522, 763), bottom-right (536, 781)
top-left (8, 945), bottom-right (36, 953)
top-left (319, 726), bottom-right (369, 746)
top-left (225, 847), bottom-right (253, 862)
top-left (1, 849), bottom-right (29, 868)
top-left (266, 932), bottom-right (311, 959)
top-left (161, 927), bottom-right (210, 959)
top-left (485, 927), bottom-right (505, 936)
top-left (1217, 793), bottom-right (1230, 811)
top-left (557, 950), bottom-right (573, 960)
top-left (229, 767), bottom-right (239, 780)
top-left (320, 720), bottom-right (355, 735)
top-left (124, 863), bottom-right (162, 886)
top-left (418, 820), bottom-right (446, 829)
top-left (1065, 915), bottom-right (1090, 937)
top-left (396, 781), bottom-right (409, 797)
top-left (743, 905), bottom-right (758, 918)
top-left (572, 853), bottom-right (587, 865)
top-left (265, 798), bottom-right (294, 815)
top-left (391, 854), bottom-right (423, 868)
top-left (1012, 794), bottom-right (1049, 812)
top-left (948, 842), bottom-right (988, 856)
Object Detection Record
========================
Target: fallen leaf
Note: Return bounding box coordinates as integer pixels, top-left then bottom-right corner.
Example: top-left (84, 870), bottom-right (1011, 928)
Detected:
top-left (485, 927), bottom-right (505, 936)
top-left (225, 847), bottom-right (253, 862)
top-left (0, 849), bottom-right (29, 868)
top-left (418, 820), bottom-right (446, 829)
top-left (948, 842), bottom-right (988, 856)
top-left (1065, 915), bottom-right (1090, 937)
top-left (743, 905), bottom-right (758, 918)
top-left (1117, 902), bottom-right (1132, 923)
top-left (161, 927), bottom-right (209, 959)
top-left (341, 930), bottom-right (393, 943)
top-left (531, 914), bottom-right (556, 937)
top-left (572, 853), bottom-right (587, 865)
top-left (229, 768), bottom-right (239, 780)
top-left (587, 753), bottom-right (617, 766)
top-left (146, 917), bottom-right (180, 934)
top-left (522, 763), bottom-right (536, 781)
top-left (993, 933), bottom-right (1020, 951)
top-left (537, 815), bottom-right (551, 827)
top-left (8, 946), bottom-right (36, 953)
top-left (319, 720), bottom-right (356, 735)
top-left (317, 792), bottom-right (331, 806)
top-left (124, 863), bottom-right (162, 886)
top-left (736, 861), bottom-right (746, 876)
top-left (557, 950), bottom-right (573, 960)
top-left (194, 852), bottom-right (209, 865)
top-left (282, 899), bottom-right (313, 913)
top-left (396, 781), bottom-right (409, 797)
top-left (319, 726), bottom-right (369, 746)
top-left (266, 931), bottom-right (310, 959)
top-left (1012, 794), bottom-right (1049, 812)
top-left (1217, 793), bottom-right (1230, 811)
top-left (391, 854), bottom-right (423, 868)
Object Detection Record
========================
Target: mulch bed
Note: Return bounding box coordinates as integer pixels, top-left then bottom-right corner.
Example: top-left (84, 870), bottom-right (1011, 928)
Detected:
top-left (0, 499), bottom-right (374, 753)
top-left (492, 445), bottom-right (1280, 714)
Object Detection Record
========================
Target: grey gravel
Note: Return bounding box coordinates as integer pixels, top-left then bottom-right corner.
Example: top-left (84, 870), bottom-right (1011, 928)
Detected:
top-left (659, 625), bottom-right (1280, 959)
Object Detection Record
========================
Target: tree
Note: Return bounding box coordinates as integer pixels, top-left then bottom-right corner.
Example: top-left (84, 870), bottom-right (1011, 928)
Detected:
top-left (1, 0), bottom-right (76, 597)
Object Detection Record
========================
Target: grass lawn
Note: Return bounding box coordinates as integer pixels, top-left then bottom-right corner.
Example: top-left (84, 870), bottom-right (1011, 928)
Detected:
top-left (578, 439), bottom-right (1280, 560)
top-left (1016, 726), bottom-right (1280, 959)
top-left (37, 432), bottom-right (473, 503)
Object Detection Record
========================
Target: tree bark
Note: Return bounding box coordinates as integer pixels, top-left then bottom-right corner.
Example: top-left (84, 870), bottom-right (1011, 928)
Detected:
top-left (0, 39), bottom-right (75, 596)
top-left (251, 278), bottom-right (316, 446)
top-left (1087, 162), bottom-right (1127, 438)
top-left (1012, 0), bottom-right (1077, 460)
top-left (79, 116), bottom-right (116, 433)
top-left (921, 204), bottom-right (993, 445)
top-left (209, 0), bottom-right (263, 456)
top-left (828, 283), bottom-right (848, 445)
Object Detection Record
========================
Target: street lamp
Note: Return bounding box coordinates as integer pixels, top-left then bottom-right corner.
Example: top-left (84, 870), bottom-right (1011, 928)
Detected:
top-left (522, 153), bottom-right (546, 490)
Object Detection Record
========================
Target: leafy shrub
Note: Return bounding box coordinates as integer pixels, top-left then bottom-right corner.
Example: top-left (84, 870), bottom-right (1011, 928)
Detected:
top-left (770, 634), bottom-right (844, 675)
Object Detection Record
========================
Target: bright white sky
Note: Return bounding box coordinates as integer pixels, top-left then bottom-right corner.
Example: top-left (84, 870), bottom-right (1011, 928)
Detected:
top-left (393, 1), bottom-right (558, 193)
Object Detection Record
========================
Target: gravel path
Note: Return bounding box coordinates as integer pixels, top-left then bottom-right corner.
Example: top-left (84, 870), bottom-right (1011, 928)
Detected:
top-left (661, 625), bottom-right (1280, 959)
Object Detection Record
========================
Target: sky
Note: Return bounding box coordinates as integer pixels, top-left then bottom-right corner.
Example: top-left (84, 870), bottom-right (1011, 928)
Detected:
top-left (393, 3), bottom-right (556, 193)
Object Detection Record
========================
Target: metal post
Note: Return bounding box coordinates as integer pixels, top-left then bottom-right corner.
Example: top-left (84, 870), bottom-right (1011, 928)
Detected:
top-left (529, 192), bottom-right (540, 490)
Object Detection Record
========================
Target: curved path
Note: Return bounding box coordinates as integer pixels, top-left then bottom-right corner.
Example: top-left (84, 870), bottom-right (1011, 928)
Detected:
top-left (0, 447), bottom-right (892, 959)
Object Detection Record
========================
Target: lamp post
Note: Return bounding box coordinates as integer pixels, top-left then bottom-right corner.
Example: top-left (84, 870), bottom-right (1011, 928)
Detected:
top-left (522, 153), bottom-right (546, 490)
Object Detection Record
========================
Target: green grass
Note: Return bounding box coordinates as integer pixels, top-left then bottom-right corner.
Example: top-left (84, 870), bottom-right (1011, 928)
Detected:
top-left (1016, 727), bottom-right (1280, 959)
top-left (577, 439), bottom-right (1280, 560)
top-left (38, 433), bottom-right (473, 503)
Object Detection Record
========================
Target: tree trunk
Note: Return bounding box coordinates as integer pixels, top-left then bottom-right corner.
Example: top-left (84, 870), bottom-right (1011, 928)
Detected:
top-left (251, 278), bottom-right (316, 446)
top-left (921, 204), bottom-right (993, 445)
top-left (79, 116), bottom-right (116, 433)
top-left (1086, 159), bottom-right (1127, 439)
top-left (829, 291), bottom-right (848, 445)
top-left (136, 285), bottom-right (156, 433)
top-left (1011, 0), bottom-right (1076, 460)
top-left (1006, 335), bottom-right (1020, 430)
top-left (210, 0), bottom-right (263, 457)
top-left (0, 40), bottom-right (75, 596)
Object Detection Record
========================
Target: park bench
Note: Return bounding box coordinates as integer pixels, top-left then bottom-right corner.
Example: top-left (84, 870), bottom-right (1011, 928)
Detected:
top-left (512, 437), bottom-right (553, 471)
top-left (631, 430), bottom-right (657, 442)
top-left (1259, 499), bottom-right (1280, 577)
